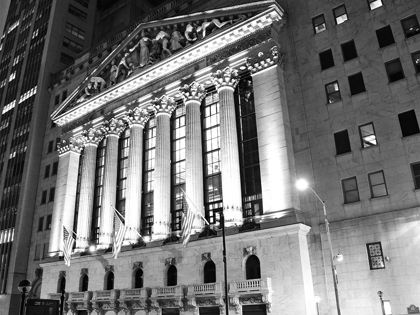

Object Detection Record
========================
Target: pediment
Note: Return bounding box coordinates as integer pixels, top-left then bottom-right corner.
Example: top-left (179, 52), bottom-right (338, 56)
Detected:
top-left (51, 0), bottom-right (285, 128)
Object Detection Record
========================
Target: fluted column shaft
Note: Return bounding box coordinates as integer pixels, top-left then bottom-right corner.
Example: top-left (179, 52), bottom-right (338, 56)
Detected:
top-left (218, 86), bottom-right (243, 225)
top-left (75, 143), bottom-right (99, 250)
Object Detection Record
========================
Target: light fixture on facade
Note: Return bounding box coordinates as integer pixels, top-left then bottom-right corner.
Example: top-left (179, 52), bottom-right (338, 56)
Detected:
top-left (335, 253), bottom-right (344, 262)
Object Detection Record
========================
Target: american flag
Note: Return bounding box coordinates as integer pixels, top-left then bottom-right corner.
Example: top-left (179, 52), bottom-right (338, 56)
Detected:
top-left (113, 208), bottom-right (127, 259)
top-left (181, 197), bottom-right (198, 247)
top-left (62, 226), bottom-right (75, 266)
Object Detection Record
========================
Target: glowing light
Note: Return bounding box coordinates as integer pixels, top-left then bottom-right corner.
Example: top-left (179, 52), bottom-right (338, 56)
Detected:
top-left (335, 254), bottom-right (344, 262)
top-left (314, 296), bottom-right (321, 303)
top-left (296, 178), bottom-right (309, 191)
top-left (89, 245), bottom-right (96, 252)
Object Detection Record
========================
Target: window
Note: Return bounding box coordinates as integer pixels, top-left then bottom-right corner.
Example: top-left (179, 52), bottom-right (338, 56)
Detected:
top-left (55, 137), bottom-right (61, 151)
top-left (348, 72), bottom-right (366, 95)
top-left (44, 165), bottom-right (50, 178)
top-left (52, 162), bottom-right (58, 176)
top-left (401, 15), bottom-right (420, 38)
top-left (411, 51), bottom-right (420, 74)
top-left (366, 242), bottom-right (385, 270)
top-left (204, 261), bottom-right (216, 283)
top-left (41, 190), bottom-right (47, 204)
top-left (49, 187), bottom-right (55, 202)
top-left (368, 171), bottom-right (387, 198)
top-left (167, 265), bottom-right (177, 286)
top-left (342, 177), bottom-right (360, 203)
top-left (398, 110), bottom-right (420, 137)
top-left (368, 0), bottom-right (382, 10)
top-left (63, 37), bottom-right (83, 53)
top-left (376, 26), bottom-right (395, 48)
top-left (68, 4), bottom-right (87, 21)
top-left (313, 14), bottom-right (327, 34)
top-left (334, 130), bottom-right (351, 155)
top-left (325, 81), bottom-right (341, 103)
top-left (57, 276), bottom-right (66, 293)
top-left (385, 59), bottom-right (405, 82)
top-left (134, 269), bottom-right (143, 288)
top-left (34, 244), bottom-right (41, 260)
top-left (51, 120), bottom-right (56, 129)
top-left (341, 40), bottom-right (358, 62)
top-left (319, 49), bottom-right (334, 70)
top-left (54, 94), bottom-right (60, 105)
top-left (80, 274), bottom-right (89, 292)
top-left (43, 243), bottom-right (49, 259)
top-left (38, 216), bottom-right (44, 231)
top-left (359, 123), bottom-right (377, 148)
top-left (74, 0), bottom-right (89, 8)
top-left (47, 140), bottom-right (54, 153)
top-left (246, 255), bottom-right (261, 280)
top-left (105, 272), bottom-right (114, 290)
top-left (46, 214), bottom-right (52, 230)
top-left (411, 162), bottom-right (420, 190)
top-left (62, 90), bottom-right (67, 102)
top-left (60, 52), bottom-right (74, 65)
top-left (333, 5), bottom-right (348, 25)
top-left (66, 22), bottom-right (86, 40)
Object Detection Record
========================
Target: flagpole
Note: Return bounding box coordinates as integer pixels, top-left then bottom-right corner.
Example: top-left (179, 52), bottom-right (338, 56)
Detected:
top-left (221, 210), bottom-right (229, 313)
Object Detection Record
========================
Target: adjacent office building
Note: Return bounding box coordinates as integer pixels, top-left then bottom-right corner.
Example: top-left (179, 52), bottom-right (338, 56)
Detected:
top-left (4, 0), bottom-right (420, 314)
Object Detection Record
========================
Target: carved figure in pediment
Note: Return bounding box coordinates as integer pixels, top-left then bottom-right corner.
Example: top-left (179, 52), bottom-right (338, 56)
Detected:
top-left (130, 30), bottom-right (151, 68)
top-left (170, 26), bottom-right (184, 52)
top-left (185, 23), bottom-right (198, 45)
top-left (90, 76), bottom-right (107, 93)
top-left (155, 31), bottom-right (171, 59)
top-left (117, 53), bottom-right (130, 82)
top-left (149, 40), bottom-right (162, 65)
top-left (199, 18), bottom-right (232, 38)
top-left (109, 60), bottom-right (118, 86)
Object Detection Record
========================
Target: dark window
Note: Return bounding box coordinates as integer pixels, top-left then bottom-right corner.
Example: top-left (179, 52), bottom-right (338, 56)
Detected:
top-left (38, 217), bottom-right (44, 231)
top-left (51, 120), bottom-right (56, 129)
top-left (134, 269), bottom-right (143, 288)
top-left (411, 51), bottom-right (420, 74)
top-left (105, 272), bottom-right (114, 290)
top-left (398, 110), bottom-right (420, 137)
top-left (43, 243), bottom-right (49, 260)
top-left (348, 72), bottom-right (366, 95)
top-left (47, 140), bottom-right (54, 153)
top-left (34, 244), bottom-right (41, 260)
top-left (80, 274), bottom-right (88, 292)
top-left (334, 130), bottom-right (351, 155)
top-left (44, 165), bottom-right (50, 178)
top-left (325, 81), bottom-right (341, 103)
top-left (359, 123), bottom-right (377, 148)
top-left (41, 190), bottom-right (47, 204)
top-left (63, 37), bottom-right (83, 53)
top-left (411, 162), bottom-right (420, 190)
top-left (55, 137), bottom-right (61, 151)
top-left (385, 59), bottom-right (405, 82)
top-left (366, 242), bottom-right (385, 270)
top-left (368, 171), bottom-right (387, 198)
top-left (319, 49), bottom-right (334, 70)
top-left (246, 255), bottom-right (261, 280)
top-left (60, 52), bottom-right (74, 65)
top-left (54, 95), bottom-right (60, 105)
top-left (57, 277), bottom-right (66, 293)
top-left (341, 40), bottom-right (358, 62)
top-left (368, 0), bottom-right (383, 10)
top-left (401, 15), bottom-right (420, 38)
top-left (49, 187), bottom-right (55, 202)
top-left (167, 265), bottom-right (177, 286)
top-left (68, 4), bottom-right (87, 21)
top-left (333, 5), bottom-right (348, 25)
top-left (46, 215), bottom-right (52, 230)
top-left (313, 14), bottom-right (327, 34)
top-left (74, 0), bottom-right (89, 8)
top-left (62, 90), bottom-right (67, 102)
top-left (52, 162), bottom-right (58, 176)
top-left (204, 261), bottom-right (216, 283)
top-left (65, 22), bottom-right (86, 40)
top-left (376, 26), bottom-right (395, 48)
top-left (342, 177), bottom-right (360, 204)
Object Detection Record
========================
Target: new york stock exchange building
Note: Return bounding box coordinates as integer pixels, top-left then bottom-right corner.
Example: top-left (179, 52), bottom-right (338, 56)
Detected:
top-left (41, 1), bottom-right (317, 315)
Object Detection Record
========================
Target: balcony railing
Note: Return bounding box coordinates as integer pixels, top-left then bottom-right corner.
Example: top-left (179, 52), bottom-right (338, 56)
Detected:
top-left (152, 285), bottom-right (184, 298)
top-left (92, 289), bottom-right (119, 301)
top-left (187, 283), bottom-right (224, 296)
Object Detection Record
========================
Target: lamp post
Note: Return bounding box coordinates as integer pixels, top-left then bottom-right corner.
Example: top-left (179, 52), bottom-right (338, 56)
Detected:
top-left (18, 279), bottom-right (32, 315)
top-left (296, 179), bottom-right (341, 315)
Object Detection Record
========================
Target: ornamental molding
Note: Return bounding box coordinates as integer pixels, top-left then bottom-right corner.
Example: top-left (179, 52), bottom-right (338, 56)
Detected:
top-left (105, 265), bottom-right (114, 273)
top-left (82, 128), bottom-right (105, 146)
top-left (246, 46), bottom-right (283, 73)
top-left (58, 137), bottom-right (84, 155)
top-left (243, 246), bottom-right (257, 257)
top-left (59, 271), bottom-right (66, 278)
top-left (165, 257), bottom-right (176, 266)
top-left (179, 81), bottom-right (206, 104)
top-left (80, 268), bottom-right (88, 275)
top-left (202, 253), bottom-right (211, 262)
top-left (151, 95), bottom-right (177, 116)
top-left (133, 261), bottom-right (143, 270)
top-left (127, 107), bottom-right (150, 127)
top-left (211, 66), bottom-right (240, 91)
top-left (103, 118), bottom-right (126, 136)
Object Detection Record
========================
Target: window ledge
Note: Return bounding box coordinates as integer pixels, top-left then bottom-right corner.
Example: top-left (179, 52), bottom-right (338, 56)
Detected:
top-left (388, 77), bottom-right (407, 87)
top-left (379, 42), bottom-right (397, 52)
top-left (326, 100), bottom-right (342, 107)
top-left (343, 201), bottom-right (361, 209)
top-left (370, 195), bottom-right (389, 202)
top-left (404, 33), bottom-right (420, 44)
top-left (350, 90), bottom-right (367, 100)
top-left (402, 133), bottom-right (420, 141)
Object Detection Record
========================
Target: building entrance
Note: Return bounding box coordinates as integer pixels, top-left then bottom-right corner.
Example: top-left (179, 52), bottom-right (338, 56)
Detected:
top-left (242, 304), bottom-right (267, 315)
top-left (162, 308), bottom-right (180, 315)
top-left (199, 306), bottom-right (220, 314)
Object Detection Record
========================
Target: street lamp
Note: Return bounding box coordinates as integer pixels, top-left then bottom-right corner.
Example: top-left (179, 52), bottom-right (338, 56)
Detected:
top-left (296, 179), bottom-right (341, 315)
top-left (18, 279), bottom-right (32, 315)
top-left (314, 296), bottom-right (321, 315)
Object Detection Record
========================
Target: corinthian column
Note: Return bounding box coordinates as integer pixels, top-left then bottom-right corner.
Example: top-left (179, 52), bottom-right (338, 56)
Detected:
top-left (211, 67), bottom-right (243, 226)
top-left (49, 138), bottom-right (83, 256)
top-left (98, 118), bottom-right (126, 248)
top-left (180, 82), bottom-right (206, 232)
top-left (151, 95), bottom-right (176, 239)
top-left (124, 107), bottom-right (150, 244)
top-left (75, 128), bottom-right (104, 251)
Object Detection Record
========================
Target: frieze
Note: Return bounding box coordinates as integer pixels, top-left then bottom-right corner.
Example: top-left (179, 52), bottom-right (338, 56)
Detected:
top-left (132, 261), bottom-right (143, 270)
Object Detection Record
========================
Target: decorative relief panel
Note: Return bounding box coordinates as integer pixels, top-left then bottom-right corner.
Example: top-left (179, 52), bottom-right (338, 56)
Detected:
top-left (165, 257), bottom-right (176, 266)
top-left (80, 268), bottom-right (88, 275)
top-left (243, 246), bottom-right (257, 257)
top-left (133, 261), bottom-right (143, 270)
top-left (202, 253), bottom-right (211, 262)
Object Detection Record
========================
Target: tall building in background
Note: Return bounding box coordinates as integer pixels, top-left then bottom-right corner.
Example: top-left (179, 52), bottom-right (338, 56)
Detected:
top-left (0, 0), bottom-right (12, 37)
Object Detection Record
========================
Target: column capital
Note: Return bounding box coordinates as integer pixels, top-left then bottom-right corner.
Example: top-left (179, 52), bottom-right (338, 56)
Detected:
top-left (82, 127), bottom-right (105, 145)
top-left (151, 95), bottom-right (177, 116)
top-left (126, 107), bottom-right (150, 128)
top-left (104, 118), bottom-right (126, 136)
top-left (211, 66), bottom-right (240, 91)
top-left (58, 137), bottom-right (84, 155)
top-left (179, 81), bottom-right (206, 104)
top-left (246, 46), bottom-right (283, 74)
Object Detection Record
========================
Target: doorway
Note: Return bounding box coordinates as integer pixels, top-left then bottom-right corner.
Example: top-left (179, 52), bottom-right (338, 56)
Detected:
top-left (242, 304), bottom-right (267, 315)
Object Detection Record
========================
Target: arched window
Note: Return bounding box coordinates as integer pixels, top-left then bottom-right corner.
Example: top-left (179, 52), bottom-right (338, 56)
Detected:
top-left (80, 274), bottom-right (89, 292)
top-left (134, 269), bottom-right (143, 288)
top-left (246, 255), bottom-right (261, 280)
top-left (167, 265), bottom-right (177, 286)
top-left (57, 276), bottom-right (66, 293)
top-left (204, 260), bottom-right (216, 283)
top-left (105, 272), bottom-right (114, 290)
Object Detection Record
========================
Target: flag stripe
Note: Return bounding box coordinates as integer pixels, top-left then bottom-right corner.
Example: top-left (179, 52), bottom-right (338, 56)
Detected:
top-left (62, 226), bottom-right (75, 266)
top-left (181, 197), bottom-right (196, 247)
top-left (113, 208), bottom-right (127, 259)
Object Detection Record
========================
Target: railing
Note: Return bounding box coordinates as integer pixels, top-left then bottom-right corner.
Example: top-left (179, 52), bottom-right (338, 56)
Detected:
top-left (152, 285), bottom-right (183, 298)
top-left (187, 283), bottom-right (224, 296)
top-left (229, 278), bottom-right (272, 294)
top-left (68, 291), bottom-right (92, 302)
top-left (93, 289), bottom-right (119, 301)
top-left (237, 279), bottom-right (261, 290)
top-left (119, 288), bottom-right (148, 300)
